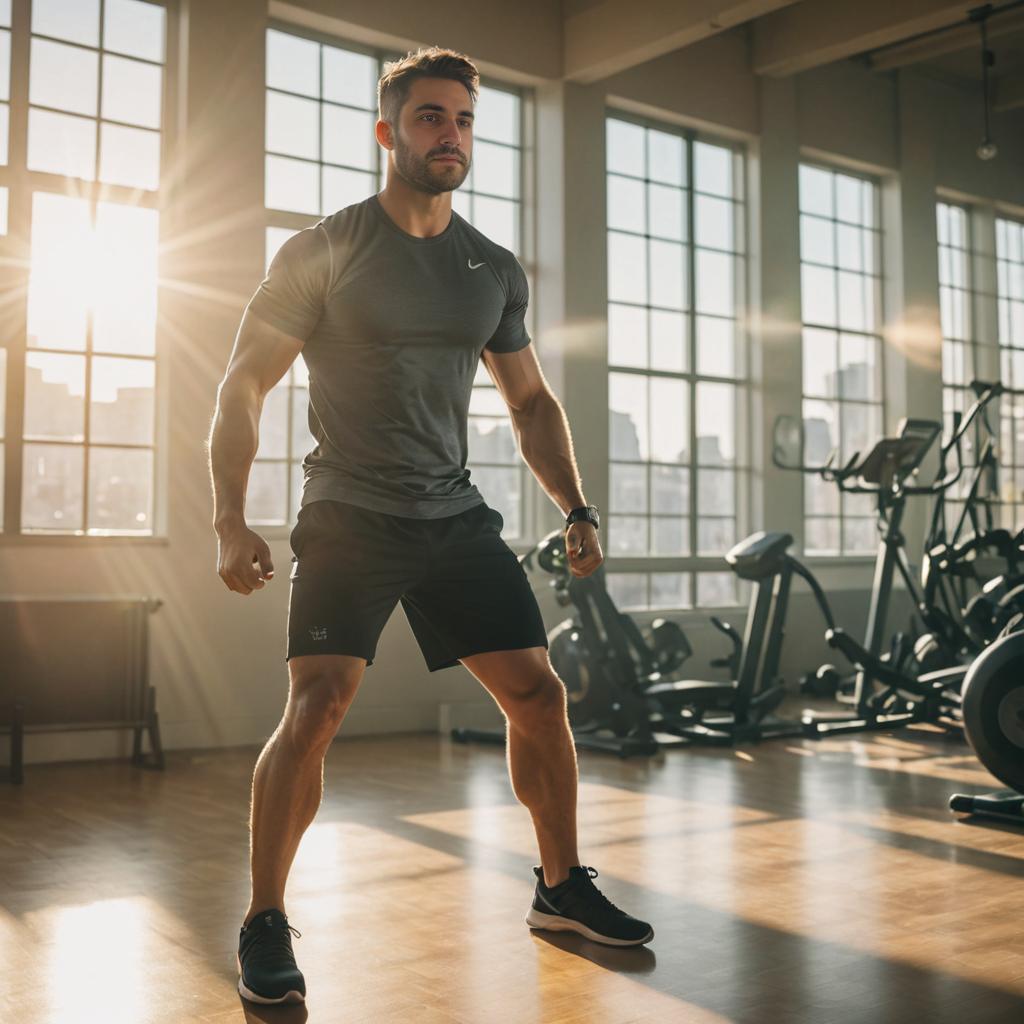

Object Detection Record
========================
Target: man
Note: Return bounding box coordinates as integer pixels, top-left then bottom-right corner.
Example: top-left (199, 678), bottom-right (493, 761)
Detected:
top-left (209, 45), bottom-right (653, 1007)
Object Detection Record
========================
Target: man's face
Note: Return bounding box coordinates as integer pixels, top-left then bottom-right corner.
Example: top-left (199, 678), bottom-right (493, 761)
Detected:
top-left (384, 77), bottom-right (473, 195)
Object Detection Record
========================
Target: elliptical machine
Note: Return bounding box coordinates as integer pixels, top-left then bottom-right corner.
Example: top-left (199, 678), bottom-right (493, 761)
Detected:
top-left (773, 415), bottom-right (966, 736)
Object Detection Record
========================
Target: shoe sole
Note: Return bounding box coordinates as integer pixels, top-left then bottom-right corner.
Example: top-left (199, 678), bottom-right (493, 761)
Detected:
top-left (525, 907), bottom-right (654, 946)
top-left (236, 951), bottom-right (306, 1005)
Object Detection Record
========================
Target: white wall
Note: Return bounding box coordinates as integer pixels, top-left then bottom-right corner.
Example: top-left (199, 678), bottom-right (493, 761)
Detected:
top-left (2, 5), bottom-right (1023, 767)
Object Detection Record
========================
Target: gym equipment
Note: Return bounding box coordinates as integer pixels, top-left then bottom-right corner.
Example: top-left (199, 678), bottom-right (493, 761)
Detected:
top-left (773, 415), bottom-right (966, 736)
top-left (640, 531), bottom-right (808, 744)
top-left (950, 614), bottom-right (1024, 825)
top-left (451, 528), bottom-right (695, 757)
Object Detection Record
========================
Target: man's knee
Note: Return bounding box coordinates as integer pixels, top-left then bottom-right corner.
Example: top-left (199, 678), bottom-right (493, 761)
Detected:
top-left (504, 673), bottom-right (568, 724)
top-left (285, 655), bottom-right (365, 749)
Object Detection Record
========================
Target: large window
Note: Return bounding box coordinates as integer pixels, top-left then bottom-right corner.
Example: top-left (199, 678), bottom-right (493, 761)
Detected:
top-left (258, 26), bottom-right (528, 536)
top-left (799, 163), bottom-right (883, 556)
top-left (997, 215), bottom-right (1024, 527)
top-left (604, 114), bottom-right (748, 611)
top-left (4, 0), bottom-right (167, 535)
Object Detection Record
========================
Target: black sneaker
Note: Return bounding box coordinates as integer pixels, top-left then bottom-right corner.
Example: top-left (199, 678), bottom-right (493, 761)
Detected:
top-left (525, 865), bottom-right (654, 946)
top-left (237, 908), bottom-right (306, 1004)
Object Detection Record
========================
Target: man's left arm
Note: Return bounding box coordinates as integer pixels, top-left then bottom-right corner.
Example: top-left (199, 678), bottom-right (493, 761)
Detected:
top-left (481, 345), bottom-right (602, 578)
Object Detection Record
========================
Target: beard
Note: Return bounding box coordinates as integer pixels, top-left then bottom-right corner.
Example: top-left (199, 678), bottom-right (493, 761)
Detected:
top-left (391, 128), bottom-right (470, 195)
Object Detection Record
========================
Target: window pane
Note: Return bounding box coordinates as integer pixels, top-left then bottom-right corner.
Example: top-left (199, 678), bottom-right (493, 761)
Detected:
top-left (101, 54), bottom-right (162, 129)
top-left (695, 195), bottom-right (733, 251)
top-left (698, 572), bottom-right (736, 606)
top-left (799, 165), bottom-right (832, 217)
top-left (266, 155), bottom-right (319, 214)
top-left (835, 174), bottom-right (861, 224)
top-left (473, 141), bottom-right (517, 199)
top-left (647, 129), bottom-right (684, 186)
top-left (842, 518), bottom-right (875, 554)
top-left (0, 184), bottom-right (6, 233)
top-left (470, 195), bottom-right (516, 251)
top-left (838, 333), bottom-right (876, 401)
top-left (698, 469), bottom-right (734, 515)
top-left (805, 517), bottom-right (839, 555)
top-left (0, 29), bottom-right (9, 101)
top-left (266, 29), bottom-right (319, 98)
top-left (256, 385), bottom-right (289, 459)
top-left (245, 460), bottom-right (288, 525)
top-left (33, 0), bottom-right (100, 47)
top-left (606, 572), bottom-right (649, 611)
top-left (803, 398), bottom-right (838, 464)
top-left (93, 201), bottom-right (159, 356)
top-left (696, 382), bottom-right (735, 464)
top-left (803, 327), bottom-right (837, 398)
top-left (22, 443), bottom-right (84, 531)
top-left (805, 475), bottom-right (838, 516)
top-left (607, 119), bottom-right (644, 178)
top-left (696, 315), bottom-right (736, 378)
top-left (0, 103), bottom-right (7, 164)
top-left (801, 264), bottom-right (836, 327)
top-left (608, 231), bottom-right (646, 304)
top-left (25, 352), bottom-right (85, 441)
top-left (837, 271), bottom-right (866, 331)
top-left (647, 183), bottom-right (684, 242)
top-left (649, 239), bottom-right (684, 310)
top-left (28, 192), bottom-right (92, 350)
top-left (322, 104), bottom-right (375, 169)
top-left (694, 142), bottom-right (731, 198)
top-left (88, 446), bottom-right (152, 533)
top-left (836, 223), bottom-right (863, 272)
top-left (99, 122), bottom-right (160, 190)
top-left (292, 385), bottom-right (315, 454)
top-left (0, 1), bottom-right (8, 27)
top-left (266, 91), bottom-right (318, 160)
top-left (30, 38), bottom-right (98, 116)
top-left (652, 464), bottom-right (688, 515)
top-left (652, 573), bottom-right (690, 609)
top-left (475, 86), bottom-right (518, 145)
top-left (608, 303), bottom-right (646, 368)
top-left (91, 357), bottom-right (154, 445)
top-left (800, 215), bottom-right (833, 265)
top-left (649, 377), bottom-right (687, 463)
top-left (650, 309), bottom-right (686, 373)
top-left (695, 249), bottom-right (733, 316)
top-left (609, 372), bottom-right (647, 460)
top-left (652, 515), bottom-right (686, 555)
top-left (322, 165), bottom-right (373, 215)
top-left (609, 514), bottom-right (648, 555)
top-left (105, 0), bottom-right (165, 63)
top-left (608, 174), bottom-right (644, 233)
top-left (28, 107), bottom-right (96, 179)
top-left (841, 402), bottom-right (881, 462)
top-left (322, 45), bottom-right (375, 109)
top-left (611, 462), bottom-right (647, 513)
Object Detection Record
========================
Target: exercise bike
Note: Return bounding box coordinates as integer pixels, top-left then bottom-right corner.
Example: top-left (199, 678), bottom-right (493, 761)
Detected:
top-left (451, 528), bottom-right (697, 757)
top-left (950, 613), bottom-right (1024, 825)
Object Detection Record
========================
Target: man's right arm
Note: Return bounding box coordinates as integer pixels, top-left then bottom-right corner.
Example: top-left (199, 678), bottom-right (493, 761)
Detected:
top-left (208, 308), bottom-right (304, 595)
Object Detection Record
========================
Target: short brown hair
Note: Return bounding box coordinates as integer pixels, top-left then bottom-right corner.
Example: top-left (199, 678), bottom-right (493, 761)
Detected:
top-left (378, 46), bottom-right (479, 125)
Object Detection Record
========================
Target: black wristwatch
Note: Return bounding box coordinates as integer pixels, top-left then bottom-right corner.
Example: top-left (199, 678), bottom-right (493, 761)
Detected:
top-left (565, 504), bottom-right (600, 531)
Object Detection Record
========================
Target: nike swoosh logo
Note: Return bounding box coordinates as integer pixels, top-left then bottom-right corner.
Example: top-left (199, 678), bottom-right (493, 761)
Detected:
top-left (468, 259), bottom-right (485, 270)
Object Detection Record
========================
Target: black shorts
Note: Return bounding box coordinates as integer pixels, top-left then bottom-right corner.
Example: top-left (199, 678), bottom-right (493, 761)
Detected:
top-left (285, 499), bottom-right (550, 671)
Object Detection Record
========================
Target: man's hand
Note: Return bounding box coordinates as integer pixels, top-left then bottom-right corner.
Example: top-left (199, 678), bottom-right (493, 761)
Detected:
top-left (217, 521), bottom-right (275, 595)
top-left (565, 521), bottom-right (603, 578)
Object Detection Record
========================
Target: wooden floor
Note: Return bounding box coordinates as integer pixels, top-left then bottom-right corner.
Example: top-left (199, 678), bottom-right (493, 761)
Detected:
top-left (1, 721), bottom-right (1023, 1024)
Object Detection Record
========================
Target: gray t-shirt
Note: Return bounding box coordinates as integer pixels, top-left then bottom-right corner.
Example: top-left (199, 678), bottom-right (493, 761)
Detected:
top-left (245, 194), bottom-right (531, 519)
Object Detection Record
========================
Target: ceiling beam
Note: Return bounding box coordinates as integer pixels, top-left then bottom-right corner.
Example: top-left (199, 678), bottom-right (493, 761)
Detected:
top-left (994, 69), bottom-right (1024, 111)
top-left (868, 10), bottom-right (1024, 71)
top-left (752, 0), bottom-right (971, 77)
top-left (564, 0), bottom-right (799, 84)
